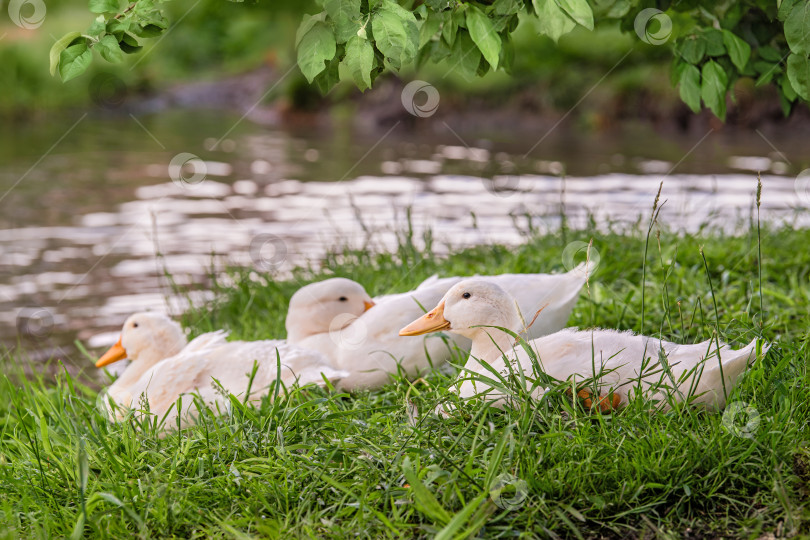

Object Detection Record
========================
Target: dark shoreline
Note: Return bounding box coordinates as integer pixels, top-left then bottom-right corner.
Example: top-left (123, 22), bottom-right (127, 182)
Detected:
top-left (16, 65), bottom-right (809, 139)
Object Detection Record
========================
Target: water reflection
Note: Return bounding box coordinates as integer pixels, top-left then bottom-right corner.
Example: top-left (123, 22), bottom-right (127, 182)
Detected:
top-left (1, 110), bottom-right (808, 373)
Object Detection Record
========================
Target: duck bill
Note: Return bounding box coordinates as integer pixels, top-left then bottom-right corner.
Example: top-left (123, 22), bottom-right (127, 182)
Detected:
top-left (399, 301), bottom-right (451, 336)
top-left (96, 337), bottom-right (128, 368)
top-left (363, 300), bottom-right (376, 312)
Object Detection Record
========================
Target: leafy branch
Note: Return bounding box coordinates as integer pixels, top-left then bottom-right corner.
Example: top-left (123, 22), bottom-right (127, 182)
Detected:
top-left (51, 0), bottom-right (810, 120)
top-left (49, 0), bottom-right (168, 82)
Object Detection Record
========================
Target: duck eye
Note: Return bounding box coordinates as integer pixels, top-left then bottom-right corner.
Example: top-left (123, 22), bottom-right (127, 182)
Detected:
top-left (462, 292), bottom-right (471, 299)
top-left (132, 322), bottom-right (139, 328)
top-left (338, 296), bottom-right (348, 302)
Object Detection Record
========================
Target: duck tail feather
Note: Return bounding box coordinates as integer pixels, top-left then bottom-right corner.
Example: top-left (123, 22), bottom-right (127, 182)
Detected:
top-left (714, 338), bottom-right (769, 373)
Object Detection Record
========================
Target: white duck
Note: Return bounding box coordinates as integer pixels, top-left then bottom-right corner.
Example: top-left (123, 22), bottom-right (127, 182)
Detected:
top-left (286, 266), bottom-right (588, 390)
top-left (96, 312), bottom-right (348, 427)
top-left (399, 279), bottom-right (767, 411)
top-left (285, 278), bottom-right (377, 343)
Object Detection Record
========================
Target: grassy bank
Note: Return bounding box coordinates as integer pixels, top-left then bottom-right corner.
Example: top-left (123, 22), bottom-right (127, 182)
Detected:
top-left (1, 218), bottom-right (809, 538)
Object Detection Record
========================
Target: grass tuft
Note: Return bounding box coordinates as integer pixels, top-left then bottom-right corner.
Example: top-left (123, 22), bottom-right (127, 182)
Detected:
top-left (1, 220), bottom-right (809, 538)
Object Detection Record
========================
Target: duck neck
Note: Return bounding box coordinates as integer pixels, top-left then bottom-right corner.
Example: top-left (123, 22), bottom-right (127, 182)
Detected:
top-left (465, 328), bottom-right (518, 372)
top-left (285, 312), bottom-right (314, 343)
top-left (109, 348), bottom-right (171, 391)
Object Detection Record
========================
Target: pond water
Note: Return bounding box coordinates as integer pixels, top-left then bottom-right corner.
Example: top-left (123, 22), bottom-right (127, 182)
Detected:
top-left (1, 109), bottom-right (808, 374)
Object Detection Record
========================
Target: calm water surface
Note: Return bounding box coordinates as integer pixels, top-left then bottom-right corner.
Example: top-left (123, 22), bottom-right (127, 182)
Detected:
top-left (1, 109), bottom-right (808, 373)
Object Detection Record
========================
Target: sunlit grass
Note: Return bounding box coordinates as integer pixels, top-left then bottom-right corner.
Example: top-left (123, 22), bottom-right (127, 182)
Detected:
top-left (1, 218), bottom-right (808, 538)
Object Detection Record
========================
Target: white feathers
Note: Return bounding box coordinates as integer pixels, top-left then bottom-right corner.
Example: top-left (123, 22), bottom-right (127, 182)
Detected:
top-left (99, 313), bottom-right (346, 429)
top-left (423, 280), bottom-right (767, 410)
top-left (288, 267), bottom-right (589, 390)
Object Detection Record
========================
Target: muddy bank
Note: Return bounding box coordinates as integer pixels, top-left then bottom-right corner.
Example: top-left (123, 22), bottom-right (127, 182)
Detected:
top-left (112, 66), bottom-right (810, 138)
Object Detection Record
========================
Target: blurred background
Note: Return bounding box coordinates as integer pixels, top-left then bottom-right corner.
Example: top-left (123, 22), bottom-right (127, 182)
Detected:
top-left (1, 0), bottom-right (809, 376)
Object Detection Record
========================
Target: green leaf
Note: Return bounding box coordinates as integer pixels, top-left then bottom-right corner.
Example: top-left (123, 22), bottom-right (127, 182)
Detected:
top-left (493, 0), bottom-right (521, 16)
top-left (296, 12), bottom-right (327, 48)
top-left (778, 73), bottom-right (797, 114)
top-left (500, 33), bottom-right (515, 72)
top-left (87, 16), bottom-right (106, 37)
top-left (95, 493), bottom-right (145, 528)
top-left (343, 35), bottom-right (374, 90)
top-left (50, 32), bottom-right (82, 77)
top-left (476, 54), bottom-right (491, 76)
top-left (780, 73), bottom-right (798, 101)
top-left (597, 0), bottom-right (631, 18)
top-left (372, 3), bottom-right (418, 70)
top-left (314, 50), bottom-right (341, 93)
top-left (753, 59), bottom-right (779, 74)
top-left (441, 10), bottom-right (458, 46)
top-left (323, 0), bottom-right (361, 44)
top-left (557, 0), bottom-right (594, 30)
top-left (378, 0), bottom-right (419, 31)
top-left (754, 62), bottom-right (781, 86)
top-left (719, 3), bottom-right (744, 30)
top-left (785, 2), bottom-right (810, 56)
top-left (142, 14), bottom-right (168, 30)
top-left (678, 36), bottom-right (706, 64)
top-left (465, 5), bottom-right (501, 69)
top-left (677, 63), bottom-right (701, 113)
top-left (70, 513), bottom-right (85, 540)
top-left (427, 36), bottom-right (453, 63)
top-left (759, 46), bottom-right (784, 63)
top-left (107, 18), bottom-right (131, 38)
top-left (778, 0), bottom-right (798, 21)
top-left (450, 30), bottom-right (481, 80)
top-left (452, 8), bottom-right (466, 31)
top-left (118, 42), bottom-right (141, 54)
top-left (77, 438), bottom-right (89, 493)
top-left (89, 0), bottom-right (119, 14)
top-left (702, 29), bottom-right (726, 57)
top-left (119, 33), bottom-right (142, 54)
top-left (779, 88), bottom-right (794, 116)
top-left (297, 21), bottom-right (337, 83)
top-left (532, 0), bottom-right (576, 42)
top-left (434, 493), bottom-right (488, 540)
top-left (721, 30), bottom-right (751, 71)
top-left (401, 458), bottom-right (452, 525)
top-left (483, 427), bottom-right (513, 489)
top-left (419, 10), bottom-right (442, 48)
top-left (701, 60), bottom-right (728, 120)
top-left (96, 34), bottom-right (123, 63)
top-left (492, 12), bottom-right (517, 32)
top-left (426, 0), bottom-right (452, 9)
top-left (59, 42), bottom-right (93, 82)
top-left (135, 24), bottom-right (165, 38)
top-left (787, 52), bottom-right (810, 100)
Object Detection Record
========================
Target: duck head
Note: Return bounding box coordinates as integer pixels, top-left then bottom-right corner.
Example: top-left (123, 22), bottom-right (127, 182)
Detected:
top-left (285, 278), bottom-right (375, 342)
top-left (399, 279), bottom-right (524, 346)
top-left (96, 312), bottom-right (187, 369)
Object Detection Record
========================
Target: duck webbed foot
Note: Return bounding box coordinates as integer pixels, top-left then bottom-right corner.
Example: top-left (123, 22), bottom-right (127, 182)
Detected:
top-left (568, 387), bottom-right (621, 413)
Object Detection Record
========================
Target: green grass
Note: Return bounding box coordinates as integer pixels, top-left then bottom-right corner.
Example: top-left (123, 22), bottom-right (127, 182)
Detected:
top-left (1, 216), bottom-right (809, 538)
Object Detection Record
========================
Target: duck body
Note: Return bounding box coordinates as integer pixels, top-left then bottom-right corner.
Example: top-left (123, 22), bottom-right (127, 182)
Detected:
top-left (97, 313), bottom-right (346, 428)
top-left (288, 267), bottom-right (588, 390)
top-left (459, 327), bottom-right (762, 410)
top-left (124, 335), bottom-right (345, 427)
top-left (400, 279), bottom-right (767, 411)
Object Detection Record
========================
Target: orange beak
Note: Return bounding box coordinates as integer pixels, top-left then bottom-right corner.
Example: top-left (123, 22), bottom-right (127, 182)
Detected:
top-left (399, 301), bottom-right (450, 336)
top-left (96, 337), bottom-right (128, 368)
top-left (363, 300), bottom-right (375, 312)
